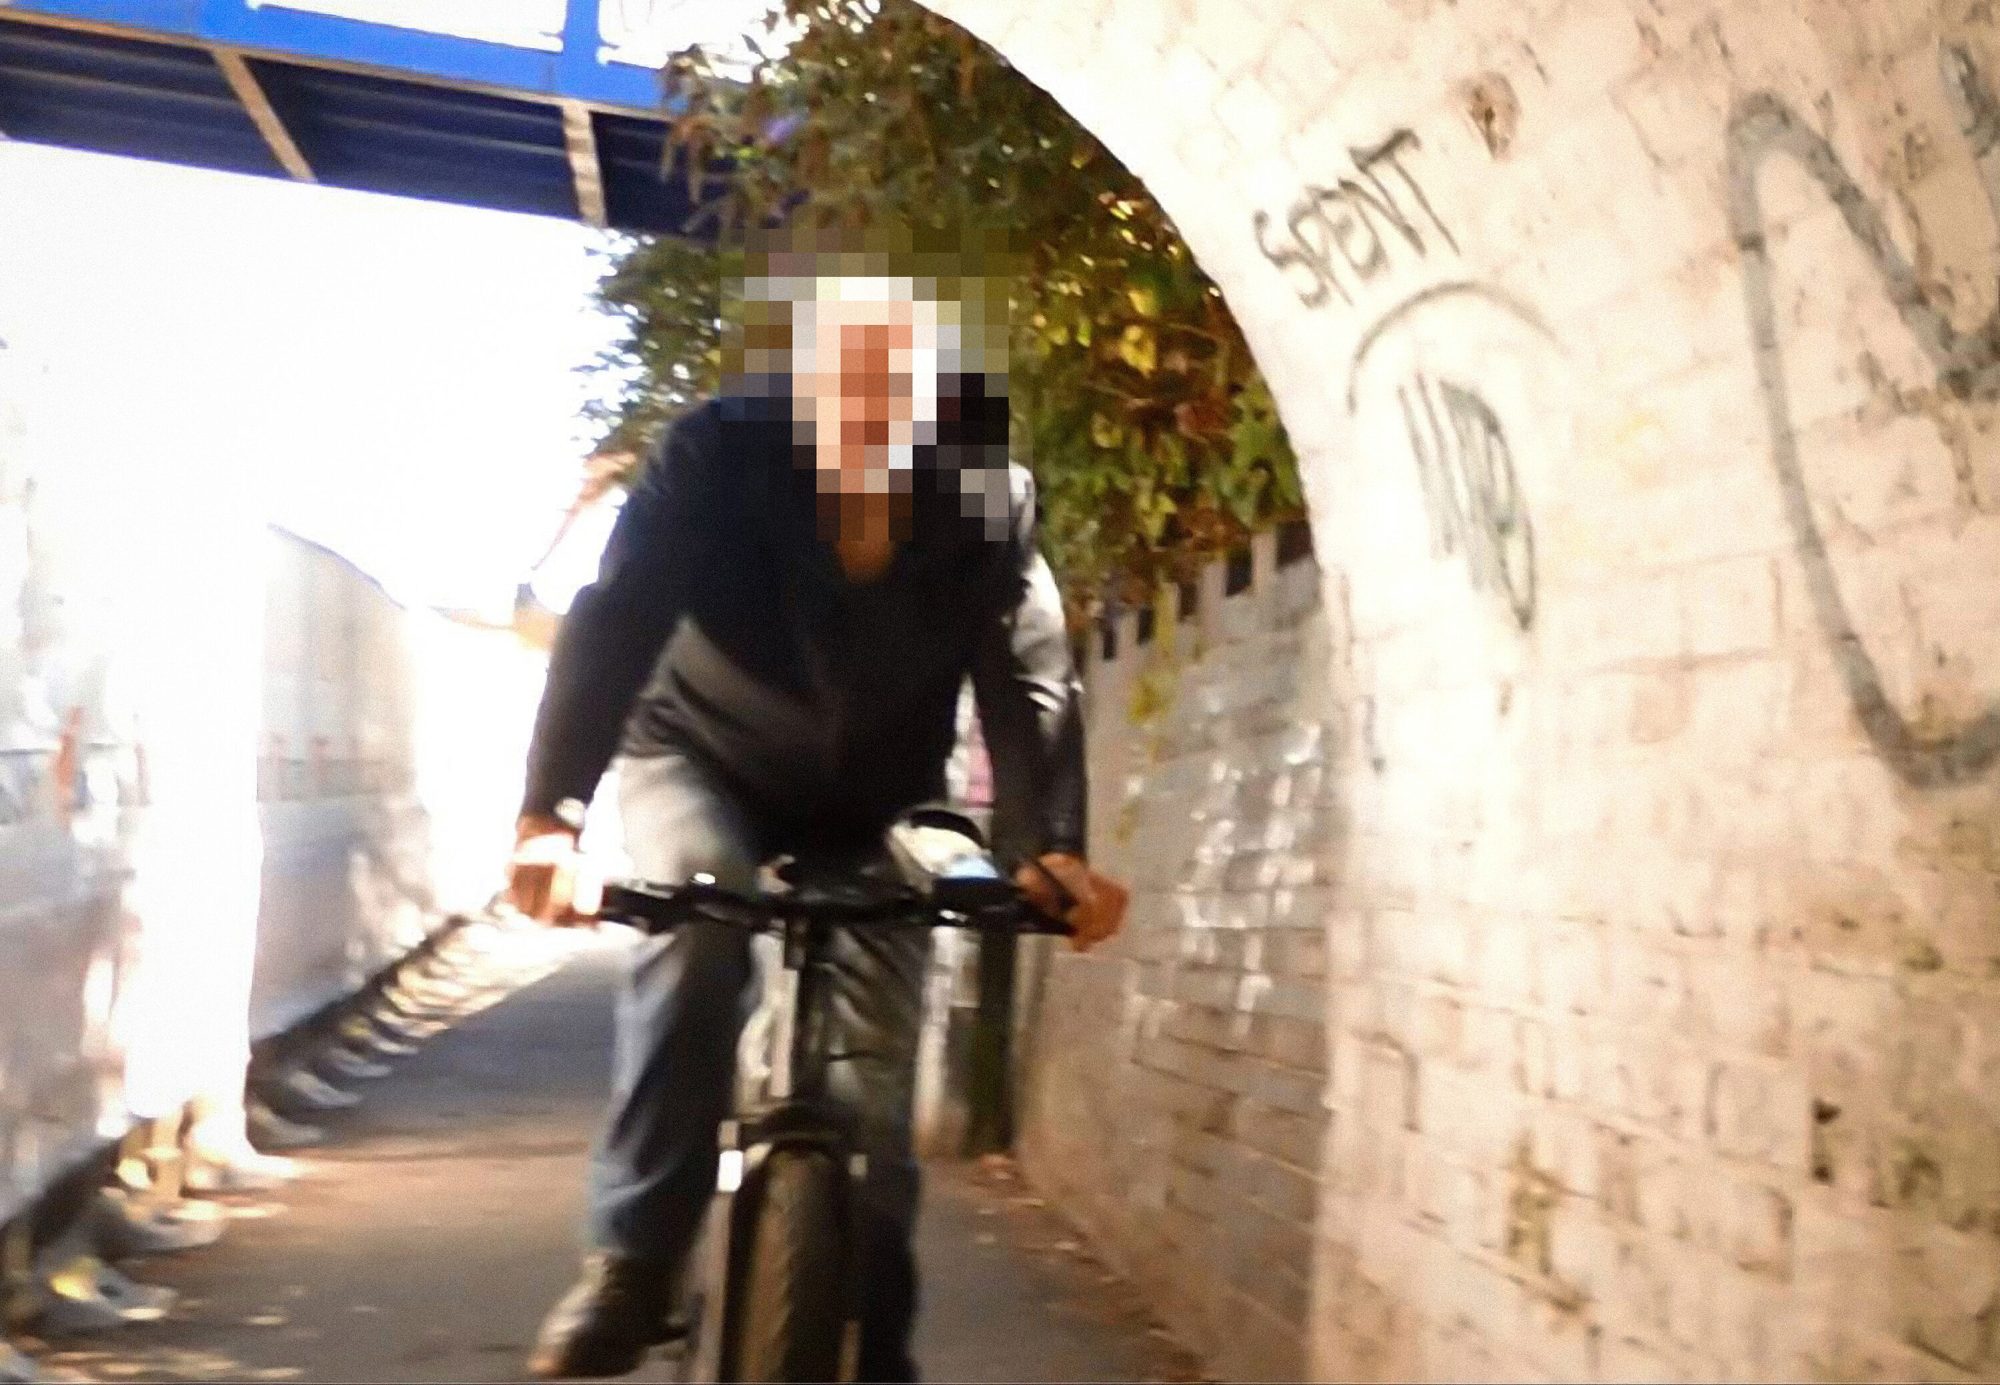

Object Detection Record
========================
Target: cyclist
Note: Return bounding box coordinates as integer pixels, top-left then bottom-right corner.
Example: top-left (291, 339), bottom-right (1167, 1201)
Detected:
top-left (505, 263), bottom-right (1127, 1382)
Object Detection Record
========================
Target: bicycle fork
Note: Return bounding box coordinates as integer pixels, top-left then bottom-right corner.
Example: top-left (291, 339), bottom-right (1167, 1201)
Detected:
top-left (687, 923), bottom-right (872, 1383)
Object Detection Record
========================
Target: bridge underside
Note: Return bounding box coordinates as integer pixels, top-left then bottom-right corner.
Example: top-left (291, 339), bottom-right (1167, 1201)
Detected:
top-left (0, 4), bottom-right (713, 235)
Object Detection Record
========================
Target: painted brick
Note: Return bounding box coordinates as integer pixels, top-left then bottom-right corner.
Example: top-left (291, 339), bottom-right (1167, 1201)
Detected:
top-left (1707, 1058), bottom-right (1814, 1173)
top-left (935, 0), bottom-right (2000, 1379)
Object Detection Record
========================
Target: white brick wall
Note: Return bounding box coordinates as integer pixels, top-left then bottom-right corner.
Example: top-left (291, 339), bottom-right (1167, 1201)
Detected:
top-left (1014, 534), bottom-right (1334, 1381)
top-left (929, 0), bottom-right (2000, 1377)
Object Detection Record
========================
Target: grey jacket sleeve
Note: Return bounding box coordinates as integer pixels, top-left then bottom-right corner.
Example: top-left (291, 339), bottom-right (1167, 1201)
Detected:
top-left (969, 467), bottom-right (1088, 867)
top-left (518, 423), bottom-right (693, 820)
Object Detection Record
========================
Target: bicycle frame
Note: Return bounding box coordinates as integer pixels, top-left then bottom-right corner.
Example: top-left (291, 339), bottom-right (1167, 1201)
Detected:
top-left (596, 812), bottom-right (1069, 1383)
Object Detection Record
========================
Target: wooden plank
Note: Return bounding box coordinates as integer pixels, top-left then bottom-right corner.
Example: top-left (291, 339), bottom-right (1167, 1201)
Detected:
top-left (560, 99), bottom-right (606, 227)
top-left (213, 47), bottom-right (315, 181)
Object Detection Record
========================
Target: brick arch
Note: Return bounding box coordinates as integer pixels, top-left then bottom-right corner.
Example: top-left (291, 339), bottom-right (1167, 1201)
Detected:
top-left (914, 3), bottom-right (2000, 1381)
top-left (918, 1), bottom-right (1614, 696)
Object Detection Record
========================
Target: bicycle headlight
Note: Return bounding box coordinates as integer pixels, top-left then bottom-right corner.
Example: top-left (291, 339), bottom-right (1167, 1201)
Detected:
top-left (886, 806), bottom-right (1012, 910)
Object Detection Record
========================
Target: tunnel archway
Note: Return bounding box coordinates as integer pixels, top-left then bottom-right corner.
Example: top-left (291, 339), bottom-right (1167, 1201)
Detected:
top-left (904, 3), bottom-right (2000, 1380)
top-left (0, 1), bottom-right (1995, 1375)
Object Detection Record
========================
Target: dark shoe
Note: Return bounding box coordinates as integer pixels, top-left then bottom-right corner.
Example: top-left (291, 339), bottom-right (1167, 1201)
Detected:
top-left (527, 1254), bottom-right (683, 1380)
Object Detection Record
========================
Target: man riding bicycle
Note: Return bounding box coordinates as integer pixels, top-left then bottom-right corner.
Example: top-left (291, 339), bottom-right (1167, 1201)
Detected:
top-left (504, 244), bottom-right (1127, 1382)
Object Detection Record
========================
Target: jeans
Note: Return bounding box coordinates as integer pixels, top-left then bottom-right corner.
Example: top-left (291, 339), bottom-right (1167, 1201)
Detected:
top-left (587, 751), bottom-right (929, 1382)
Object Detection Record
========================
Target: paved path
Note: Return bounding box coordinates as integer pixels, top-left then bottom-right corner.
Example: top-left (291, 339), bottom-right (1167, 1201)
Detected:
top-left (27, 930), bottom-right (1201, 1384)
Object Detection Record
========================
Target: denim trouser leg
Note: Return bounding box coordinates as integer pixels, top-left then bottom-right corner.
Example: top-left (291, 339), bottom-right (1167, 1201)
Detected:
top-left (587, 752), bottom-right (764, 1268)
top-left (821, 916), bottom-right (929, 1383)
top-left (586, 751), bottom-right (930, 1382)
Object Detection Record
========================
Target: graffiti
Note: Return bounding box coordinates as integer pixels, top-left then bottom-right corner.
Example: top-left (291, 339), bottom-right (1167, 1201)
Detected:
top-left (1397, 375), bottom-right (1537, 629)
top-left (1345, 281), bottom-right (1555, 411)
top-left (1253, 130), bottom-right (1460, 310)
top-left (1259, 122), bottom-right (1549, 629)
top-left (1727, 43), bottom-right (2000, 787)
top-left (1347, 285), bottom-right (1552, 630)
top-left (258, 739), bottom-right (400, 802)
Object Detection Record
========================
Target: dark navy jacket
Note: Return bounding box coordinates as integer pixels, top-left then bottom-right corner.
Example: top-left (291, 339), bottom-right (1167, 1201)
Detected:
top-left (519, 392), bottom-right (1087, 864)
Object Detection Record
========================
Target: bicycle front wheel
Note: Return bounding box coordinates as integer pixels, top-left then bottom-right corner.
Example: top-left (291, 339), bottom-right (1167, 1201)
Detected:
top-left (723, 1148), bottom-right (850, 1383)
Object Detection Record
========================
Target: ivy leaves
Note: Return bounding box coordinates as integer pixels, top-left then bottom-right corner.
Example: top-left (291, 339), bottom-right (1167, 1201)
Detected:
top-left (591, 0), bottom-right (1303, 626)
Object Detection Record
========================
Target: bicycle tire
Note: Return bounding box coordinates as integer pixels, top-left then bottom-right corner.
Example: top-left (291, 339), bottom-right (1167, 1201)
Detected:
top-left (724, 1148), bottom-right (850, 1383)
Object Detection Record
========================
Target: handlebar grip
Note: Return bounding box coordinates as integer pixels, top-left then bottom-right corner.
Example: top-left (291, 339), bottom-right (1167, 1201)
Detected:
top-left (1021, 856), bottom-right (1079, 916)
top-left (596, 881), bottom-right (682, 933)
top-left (595, 876), bottom-right (1076, 938)
top-left (1020, 910), bottom-right (1076, 937)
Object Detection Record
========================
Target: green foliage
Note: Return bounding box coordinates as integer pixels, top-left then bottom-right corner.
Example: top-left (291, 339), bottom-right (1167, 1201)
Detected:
top-left (585, 0), bottom-right (1304, 622)
top-left (583, 235), bottom-right (734, 468)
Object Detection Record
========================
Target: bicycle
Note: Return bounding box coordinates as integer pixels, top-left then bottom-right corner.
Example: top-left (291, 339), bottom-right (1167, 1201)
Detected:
top-left (592, 805), bottom-right (1073, 1384)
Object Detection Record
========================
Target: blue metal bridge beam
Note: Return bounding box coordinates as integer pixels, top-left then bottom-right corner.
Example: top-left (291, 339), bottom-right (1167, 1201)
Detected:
top-left (1, 1), bottom-right (668, 112)
top-left (0, 0), bottom-right (705, 235)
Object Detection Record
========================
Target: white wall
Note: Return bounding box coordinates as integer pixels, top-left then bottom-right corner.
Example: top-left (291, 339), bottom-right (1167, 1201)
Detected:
top-left (250, 530), bottom-right (546, 1039)
top-left (922, 1), bottom-right (2000, 1377)
top-left (0, 342), bottom-right (544, 1221)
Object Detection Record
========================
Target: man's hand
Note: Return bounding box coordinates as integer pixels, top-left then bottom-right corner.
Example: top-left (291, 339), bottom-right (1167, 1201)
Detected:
top-left (1013, 852), bottom-right (1129, 953)
top-left (506, 814), bottom-right (590, 925)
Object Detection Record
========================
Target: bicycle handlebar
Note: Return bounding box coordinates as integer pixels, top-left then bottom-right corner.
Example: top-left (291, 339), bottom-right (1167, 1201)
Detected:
top-left (595, 876), bottom-right (1075, 939)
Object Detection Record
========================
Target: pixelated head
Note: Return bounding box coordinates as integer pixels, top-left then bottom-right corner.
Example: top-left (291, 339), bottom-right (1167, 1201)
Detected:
top-left (723, 224), bottom-right (1017, 536)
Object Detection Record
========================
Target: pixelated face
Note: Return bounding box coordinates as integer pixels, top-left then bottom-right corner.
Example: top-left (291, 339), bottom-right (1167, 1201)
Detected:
top-left (724, 229), bottom-right (1018, 540)
top-left (790, 287), bottom-right (925, 499)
